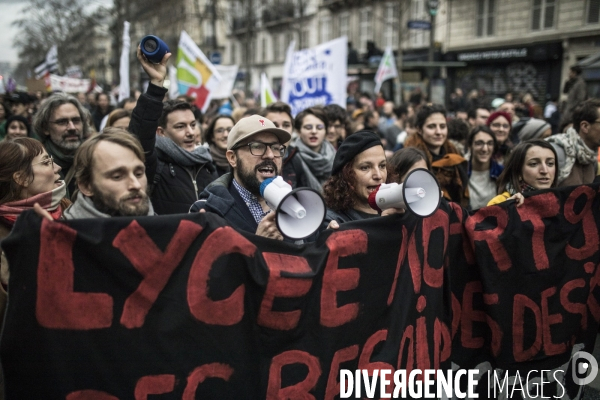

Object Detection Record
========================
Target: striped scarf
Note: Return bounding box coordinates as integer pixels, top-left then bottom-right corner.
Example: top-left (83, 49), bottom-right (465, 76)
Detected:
top-left (0, 181), bottom-right (66, 226)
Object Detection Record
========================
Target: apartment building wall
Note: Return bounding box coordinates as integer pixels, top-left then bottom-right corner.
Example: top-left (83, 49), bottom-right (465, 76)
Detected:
top-left (444, 0), bottom-right (600, 104)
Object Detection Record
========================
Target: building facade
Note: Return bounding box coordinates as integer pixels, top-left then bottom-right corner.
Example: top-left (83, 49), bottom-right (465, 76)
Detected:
top-left (443, 0), bottom-right (600, 105)
top-left (99, 0), bottom-right (600, 106)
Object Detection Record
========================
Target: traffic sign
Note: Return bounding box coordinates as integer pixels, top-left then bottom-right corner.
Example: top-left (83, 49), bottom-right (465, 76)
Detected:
top-left (407, 20), bottom-right (432, 30)
top-left (209, 51), bottom-right (222, 65)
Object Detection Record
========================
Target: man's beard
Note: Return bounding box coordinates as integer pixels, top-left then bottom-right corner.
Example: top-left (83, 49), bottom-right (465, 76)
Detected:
top-left (91, 183), bottom-right (150, 217)
top-left (51, 130), bottom-right (82, 151)
top-left (237, 158), bottom-right (279, 197)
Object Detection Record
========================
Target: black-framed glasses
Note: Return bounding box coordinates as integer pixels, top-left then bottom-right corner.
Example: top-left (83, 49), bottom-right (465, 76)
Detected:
top-left (32, 155), bottom-right (54, 167)
top-left (214, 127), bottom-right (233, 134)
top-left (234, 142), bottom-right (286, 157)
top-left (49, 117), bottom-right (83, 127)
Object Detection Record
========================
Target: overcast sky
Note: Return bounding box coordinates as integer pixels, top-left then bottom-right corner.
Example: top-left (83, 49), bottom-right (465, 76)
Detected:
top-left (0, 0), bottom-right (111, 66)
top-left (0, 0), bottom-right (27, 65)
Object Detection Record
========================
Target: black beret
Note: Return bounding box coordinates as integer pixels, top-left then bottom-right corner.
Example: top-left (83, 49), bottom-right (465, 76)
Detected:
top-left (331, 130), bottom-right (383, 176)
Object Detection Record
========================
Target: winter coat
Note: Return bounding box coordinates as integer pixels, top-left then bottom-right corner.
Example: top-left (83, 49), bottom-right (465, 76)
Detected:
top-left (129, 83), bottom-right (217, 215)
top-left (190, 173), bottom-right (259, 234)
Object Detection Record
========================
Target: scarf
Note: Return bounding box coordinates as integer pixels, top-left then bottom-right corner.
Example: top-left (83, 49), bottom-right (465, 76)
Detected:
top-left (506, 182), bottom-right (538, 196)
top-left (293, 139), bottom-right (335, 192)
top-left (546, 127), bottom-right (597, 185)
top-left (43, 139), bottom-right (75, 171)
top-left (404, 133), bottom-right (469, 205)
top-left (209, 144), bottom-right (230, 170)
top-left (155, 136), bottom-right (213, 168)
top-left (0, 181), bottom-right (67, 225)
top-left (63, 192), bottom-right (154, 220)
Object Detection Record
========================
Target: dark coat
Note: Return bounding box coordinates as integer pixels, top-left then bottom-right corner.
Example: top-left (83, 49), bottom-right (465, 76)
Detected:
top-left (129, 83), bottom-right (217, 215)
top-left (151, 152), bottom-right (218, 215)
top-left (282, 147), bottom-right (308, 189)
top-left (190, 173), bottom-right (258, 234)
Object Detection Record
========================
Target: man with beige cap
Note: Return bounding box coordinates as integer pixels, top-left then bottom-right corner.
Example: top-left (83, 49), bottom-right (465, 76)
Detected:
top-left (190, 115), bottom-right (291, 240)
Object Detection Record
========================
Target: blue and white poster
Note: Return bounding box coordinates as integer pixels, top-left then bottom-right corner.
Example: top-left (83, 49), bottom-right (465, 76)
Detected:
top-left (281, 36), bottom-right (347, 116)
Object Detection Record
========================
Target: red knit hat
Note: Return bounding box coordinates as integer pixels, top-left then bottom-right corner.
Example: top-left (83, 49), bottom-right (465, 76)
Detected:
top-left (486, 111), bottom-right (512, 130)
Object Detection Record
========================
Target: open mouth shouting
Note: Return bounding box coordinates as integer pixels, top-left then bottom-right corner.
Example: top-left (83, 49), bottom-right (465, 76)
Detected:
top-left (256, 161), bottom-right (278, 180)
top-left (366, 185), bottom-right (380, 194)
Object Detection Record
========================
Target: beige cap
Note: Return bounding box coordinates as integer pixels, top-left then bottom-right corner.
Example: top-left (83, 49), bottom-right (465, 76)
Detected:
top-left (227, 114), bottom-right (292, 150)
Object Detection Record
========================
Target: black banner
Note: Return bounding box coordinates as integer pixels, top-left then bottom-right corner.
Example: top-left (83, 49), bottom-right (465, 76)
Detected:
top-left (1, 184), bottom-right (600, 399)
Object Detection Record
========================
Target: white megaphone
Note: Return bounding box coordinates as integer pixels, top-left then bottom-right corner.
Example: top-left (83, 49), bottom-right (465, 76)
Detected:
top-left (259, 176), bottom-right (326, 240)
top-left (367, 168), bottom-right (441, 217)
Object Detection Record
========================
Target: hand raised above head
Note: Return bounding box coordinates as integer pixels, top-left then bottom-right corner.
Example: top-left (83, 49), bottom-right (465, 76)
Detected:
top-left (136, 45), bottom-right (171, 87)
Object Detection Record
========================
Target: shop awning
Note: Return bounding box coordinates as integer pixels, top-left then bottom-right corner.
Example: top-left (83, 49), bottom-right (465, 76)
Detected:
top-left (577, 52), bottom-right (600, 69)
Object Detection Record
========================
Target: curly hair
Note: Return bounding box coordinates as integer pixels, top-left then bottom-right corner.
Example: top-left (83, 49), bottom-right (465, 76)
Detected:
top-left (322, 162), bottom-right (357, 211)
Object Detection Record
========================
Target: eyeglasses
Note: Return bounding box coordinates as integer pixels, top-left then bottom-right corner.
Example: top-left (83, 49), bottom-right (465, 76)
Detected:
top-left (473, 140), bottom-right (494, 148)
top-left (214, 127), bottom-right (233, 134)
top-left (32, 155), bottom-right (54, 167)
top-left (234, 142), bottom-right (286, 157)
top-left (490, 122), bottom-right (510, 130)
top-left (302, 124), bottom-right (325, 131)
top-left (49, 117), bottom-right (83, 127)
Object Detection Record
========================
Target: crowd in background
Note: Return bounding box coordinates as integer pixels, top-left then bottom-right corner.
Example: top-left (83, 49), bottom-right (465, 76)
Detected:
top-left (0, 51), bottom-right (599, 396)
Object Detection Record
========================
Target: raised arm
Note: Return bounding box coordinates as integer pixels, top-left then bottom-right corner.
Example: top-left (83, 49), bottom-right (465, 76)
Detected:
top-left (128, 45), bottom-right (171, 185)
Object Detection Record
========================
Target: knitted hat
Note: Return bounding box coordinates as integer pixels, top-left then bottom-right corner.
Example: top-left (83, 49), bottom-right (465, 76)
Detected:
top-left (486, 111), bottom-right (512, 130)
top-left (517, 118), bottom-right (551, 141)
top-left (5, 115), bottom-right (31, 137)
top-left (331, 130), bottom-right (383, 176)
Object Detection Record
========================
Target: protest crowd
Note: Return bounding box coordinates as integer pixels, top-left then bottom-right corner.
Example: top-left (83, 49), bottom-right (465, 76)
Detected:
top-left (1, 33), bottom-right (600, 399)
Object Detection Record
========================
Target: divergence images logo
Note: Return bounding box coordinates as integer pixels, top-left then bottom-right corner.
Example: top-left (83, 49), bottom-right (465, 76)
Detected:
top-left (572, 351), bottom-right (599, 386)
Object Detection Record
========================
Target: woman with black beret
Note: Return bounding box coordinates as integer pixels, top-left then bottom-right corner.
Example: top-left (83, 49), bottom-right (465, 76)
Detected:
top-left (321, 130), bottom-right (401, 230)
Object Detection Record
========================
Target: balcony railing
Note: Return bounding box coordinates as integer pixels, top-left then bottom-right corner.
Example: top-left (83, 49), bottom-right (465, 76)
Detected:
top-left (262, 2), bottom-right (296, 26)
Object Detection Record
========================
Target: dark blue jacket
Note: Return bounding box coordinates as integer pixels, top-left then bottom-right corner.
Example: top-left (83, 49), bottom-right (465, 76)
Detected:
top-left (189, 173), bottom-right (258, 234)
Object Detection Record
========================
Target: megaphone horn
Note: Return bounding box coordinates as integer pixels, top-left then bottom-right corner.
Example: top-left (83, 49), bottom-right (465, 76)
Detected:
top-left (259, 176), bottom-right (326, 240)
top-left (367, 168), bottom-right (441, 217)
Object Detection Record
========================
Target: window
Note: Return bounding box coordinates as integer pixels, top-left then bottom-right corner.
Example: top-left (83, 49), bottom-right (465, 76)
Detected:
top-left (532, 0), bottom-right (555, 30)
top-left (231, 42), bottom-right (236, 65)
top-left (359, 7), bottom-right (373, 53)
top-left (383, 3), bottom-right (399, 48)
top-left (286, 32), bottom-right (294, 53)
top-left (589, 0), bottom-right (600, 23)
top-left (273, 34), bottom-right (281, 62)
top-left (301, 28), bottom-right (309, 49)
top-left (321, 15), bottom-right (331, 43)
top-left (476, 0), bottom-right (495, 37)
top-left (339, 12), bottom-right (349, 39)
top-left (261, 37), bottom-right (267, 63)
top-left (409, 0), bottom-right (428, 47)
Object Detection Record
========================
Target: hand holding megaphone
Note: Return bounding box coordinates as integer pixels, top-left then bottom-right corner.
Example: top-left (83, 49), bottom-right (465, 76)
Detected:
top-left (368, 169), bottom-right (441, 217)
top-left (259, 176), bottom-right (326, 240)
